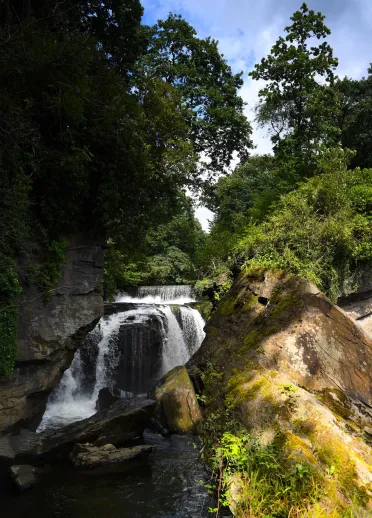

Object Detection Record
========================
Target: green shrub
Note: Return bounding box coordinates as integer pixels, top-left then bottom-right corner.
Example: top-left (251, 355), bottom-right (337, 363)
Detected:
top-left (234, 149), bottom-right (372, 301)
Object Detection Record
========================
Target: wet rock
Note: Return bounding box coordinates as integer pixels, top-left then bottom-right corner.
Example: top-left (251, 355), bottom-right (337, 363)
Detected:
top-left (0, 435), bottom-right (15, 479)
top-left (0, 397), bottom-right (155, 472)
top-left (10, 464), bottom-right (38, 491)
top-left (152, 366), bottom-right (202, 434)
top-left (0, 232), bottom-right (104, 434)
top-left (69, 443), bottom-right (152, 469)
top-left (96, 387), bottom-right (122, 411)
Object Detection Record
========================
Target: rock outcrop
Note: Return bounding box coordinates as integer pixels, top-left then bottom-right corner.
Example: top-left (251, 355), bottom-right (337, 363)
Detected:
top-left (69, 442), bottom-right (152, 469)
top-left (189, 267), bottom-right (372, 515)
top-left (152, 366), bottom-right (202, 434)
top-left (0, 397), bottom-right (155, 473)
top-left (0, 233), bottom-right (104, 434)
top-left (339, 265), bottom-right (372, 337)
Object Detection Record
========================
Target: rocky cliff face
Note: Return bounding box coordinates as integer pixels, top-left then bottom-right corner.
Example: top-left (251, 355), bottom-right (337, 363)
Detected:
top-left (0, 234), bottom-right (104, 434)
top-left (339, 265), bottom-right (372, 337)
top-left (189, 267), bottom-right (372, 514)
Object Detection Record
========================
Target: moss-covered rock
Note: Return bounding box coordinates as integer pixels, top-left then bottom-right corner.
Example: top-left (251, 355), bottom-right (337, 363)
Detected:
top-left (188, 267), bottom-right (372, 516)
top-left (151, 366), bottom-right (202, 434)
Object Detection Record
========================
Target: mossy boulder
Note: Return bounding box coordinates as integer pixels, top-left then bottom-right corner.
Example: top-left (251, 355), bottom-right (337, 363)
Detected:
top-left (189, 267), bottom-right (372, 515)
top-left (151, 366), bottom-right (202, 434)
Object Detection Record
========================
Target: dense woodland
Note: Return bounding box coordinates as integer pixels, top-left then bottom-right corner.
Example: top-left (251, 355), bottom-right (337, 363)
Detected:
top-left (1, 1), bottom-right (372, 377)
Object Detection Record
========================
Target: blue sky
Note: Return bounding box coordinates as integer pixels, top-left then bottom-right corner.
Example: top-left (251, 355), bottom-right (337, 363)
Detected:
top-left (141, 0), bottom-right (372, 229)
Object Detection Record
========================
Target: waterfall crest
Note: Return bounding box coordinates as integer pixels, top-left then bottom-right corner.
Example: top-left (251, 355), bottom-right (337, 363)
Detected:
top-left (38, 286), bottom-right (205, 432)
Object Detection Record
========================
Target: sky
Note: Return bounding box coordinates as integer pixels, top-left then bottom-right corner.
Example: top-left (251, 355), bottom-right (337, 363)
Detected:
top-left (141, 0), bottom-right (372, 230)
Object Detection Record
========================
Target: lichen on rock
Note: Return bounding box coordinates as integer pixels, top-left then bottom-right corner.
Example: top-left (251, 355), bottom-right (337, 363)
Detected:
top-left (188, 267), bottom-right (372, 516)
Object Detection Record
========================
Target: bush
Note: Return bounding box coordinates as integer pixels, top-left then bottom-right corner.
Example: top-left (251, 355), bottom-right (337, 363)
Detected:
top-left (234, 149), bottom-right (372, 301)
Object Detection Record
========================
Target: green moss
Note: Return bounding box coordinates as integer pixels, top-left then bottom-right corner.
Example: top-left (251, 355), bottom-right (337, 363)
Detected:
top-left (243, 264), bottom-right (266, 281)
top-left (225, 375), bottom-right (270, 409)
top-left (320, 388), bottom-right (352, 420)
top-left (218, 295), bottom-right (236, 316)
top-left (241, 293), bottom-right (258, 311)
top-left (270, 288), bottom-right (303, 319)
top-left (239, 329), bottom-right (262, 355)
top-left (310, 428), bottom-right (369, 507)
top-left (193, 301), bottom-right (213, 321)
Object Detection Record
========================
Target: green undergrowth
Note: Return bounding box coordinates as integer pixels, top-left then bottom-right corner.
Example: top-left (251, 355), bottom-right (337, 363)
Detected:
top-left (0, 257), bottom-right (22, 376)
top-left (198, 362), bottom-right (371, 517)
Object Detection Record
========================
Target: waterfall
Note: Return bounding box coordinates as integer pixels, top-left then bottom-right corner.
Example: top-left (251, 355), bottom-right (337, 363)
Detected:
top-left (178, 306), bottom-right (206, 356)
top-left (115, 285), bottom-right (195, 304)
top-left (161, 306), bottom-right (190, 373)
top-left (38, 286), bottom-right (205, 432)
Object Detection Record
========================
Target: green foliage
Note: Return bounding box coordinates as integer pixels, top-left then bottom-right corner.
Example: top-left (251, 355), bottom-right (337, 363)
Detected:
top-left (234, 149), bottom-right (372, 301)
top-left (138, 13), bottom-right (253, 175)
top-left (250, 3), bottom-right (339, 181)
top-left (28, 238), bottom-right (69, 301)
top-left (0, 257), bottom-right (21, 375)
top-left (202, 431), bottom-right (322, 517)
top-left (104, 202), bottom-right (206, 295)
top-left (336, 67), bottom-right (372, 169)
top-left (205, 155), bottom-right (278, 231)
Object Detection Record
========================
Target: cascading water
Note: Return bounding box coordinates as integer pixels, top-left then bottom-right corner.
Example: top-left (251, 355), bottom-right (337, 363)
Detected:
top-left (38, 285), bottom-right (205, 432)
top-left (115, 285), bottom-right (195, 304)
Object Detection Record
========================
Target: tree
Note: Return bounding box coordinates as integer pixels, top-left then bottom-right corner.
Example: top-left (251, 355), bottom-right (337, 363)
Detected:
top-left (336, 67), bottom-right (372, 169)
top-left (250, 3), bottom-right (339, 181)
top-left (205, 155), bottom-right (277, 232)
top-left (137, 13), bottom-right (253, 175)
top-left (234, 149), bottom-right (372, 301)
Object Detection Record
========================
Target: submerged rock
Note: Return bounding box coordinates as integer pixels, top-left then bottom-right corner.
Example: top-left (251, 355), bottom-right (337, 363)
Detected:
top-left (152, 366), bottom-right (202, 434)
top-left (69, 442), bottom-right (152, 469)
top-left (189, 267), bottom-right (372, 515)
top-left (10, 464), bottom-right (38, 491)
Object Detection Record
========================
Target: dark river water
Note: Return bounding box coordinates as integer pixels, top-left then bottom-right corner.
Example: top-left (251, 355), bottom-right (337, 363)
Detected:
top-left (0, 432), bottom-right (223, 518)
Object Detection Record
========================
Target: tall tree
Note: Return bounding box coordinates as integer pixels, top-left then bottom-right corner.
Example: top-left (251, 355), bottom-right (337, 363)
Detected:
top-left (137, 14), bottom-right (253, 175)
top-left (250, 3), bottom-right (339, 181)
top-left (336, 67), bottom-right (372, 169)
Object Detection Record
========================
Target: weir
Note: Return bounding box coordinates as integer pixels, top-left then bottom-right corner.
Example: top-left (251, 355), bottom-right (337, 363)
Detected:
top-left (38, 286), bottom-right (205, 432)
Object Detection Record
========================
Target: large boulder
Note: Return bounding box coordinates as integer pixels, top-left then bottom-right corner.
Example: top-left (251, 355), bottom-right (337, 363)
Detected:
top-left (0, 397), bottom-right (155, 473)
top-left (151, 366), bottom-right (202, 434)
top-left (0, 233), bottom-right (104, 435)
top-left (189, 267), bottom-right (372, 515)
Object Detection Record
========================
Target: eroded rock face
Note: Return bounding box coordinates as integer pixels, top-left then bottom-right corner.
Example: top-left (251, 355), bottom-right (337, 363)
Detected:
top-left (0, 233), bottom-right (104, 434)
top-left (0, 397), bottom-right (155, 471)
top-left (152, 366), bottom-right (202, 434)
top-left (190, 268), bottom-right (372, 413)
top-left (188, 268), bottom-right (372, 514)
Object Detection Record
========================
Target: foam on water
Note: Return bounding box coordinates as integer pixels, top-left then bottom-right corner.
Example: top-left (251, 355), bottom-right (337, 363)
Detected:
top-left (38, 287), bottom-right (205, 432)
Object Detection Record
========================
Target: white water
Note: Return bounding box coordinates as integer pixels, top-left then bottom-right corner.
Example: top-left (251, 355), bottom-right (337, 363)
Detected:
top-left (115, 285), bottom-right (196, 305)
top-left (161, 306), bottom-right (190, 373)
top-left (38, 287), bottom-right (205, 432)
top-left (179, 306), bottom-right (206, 356)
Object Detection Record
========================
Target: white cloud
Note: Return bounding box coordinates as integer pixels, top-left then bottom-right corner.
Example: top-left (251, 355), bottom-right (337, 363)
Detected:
top-left (141, 0), bottom-right (372, 225)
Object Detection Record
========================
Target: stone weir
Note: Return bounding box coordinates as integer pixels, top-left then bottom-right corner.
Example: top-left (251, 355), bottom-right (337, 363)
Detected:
top-left (0, 233), bottom-right (105, 435)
